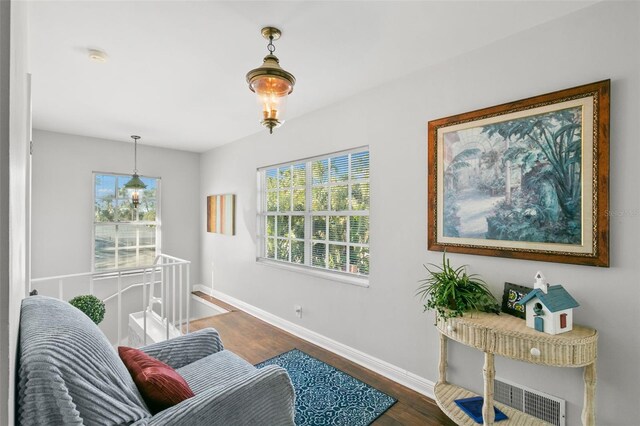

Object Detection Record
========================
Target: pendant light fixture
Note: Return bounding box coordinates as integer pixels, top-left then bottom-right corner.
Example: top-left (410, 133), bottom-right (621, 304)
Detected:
top-left (246, 27), bottom-right (296, 134)
top-left (123, 135), bottom-right (146, 208)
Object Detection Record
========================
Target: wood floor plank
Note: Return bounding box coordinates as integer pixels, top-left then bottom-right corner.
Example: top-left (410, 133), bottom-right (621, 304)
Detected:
top-left (189, 295), bottom-right (455, 425)
top-left (192, 291), bottom-right (237, 312)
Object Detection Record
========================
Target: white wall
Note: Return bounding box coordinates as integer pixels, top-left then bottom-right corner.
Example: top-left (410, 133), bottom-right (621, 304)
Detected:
top-left (1, 1), bottom-right (31, 423)
top-left (200, 3), bottom-right (640, 425)
top-left (31, 130), bottom-right (201, 286)
top-left (0, 1), bottom-right (11, 422)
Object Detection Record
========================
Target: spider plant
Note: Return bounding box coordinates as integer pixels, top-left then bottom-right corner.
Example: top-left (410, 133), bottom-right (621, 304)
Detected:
top-left (417, 253), bottom-right (499, 322)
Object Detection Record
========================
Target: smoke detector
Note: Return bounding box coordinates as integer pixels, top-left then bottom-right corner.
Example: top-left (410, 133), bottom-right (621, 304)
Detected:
top-left (88, 49), bottom-right (108, 63)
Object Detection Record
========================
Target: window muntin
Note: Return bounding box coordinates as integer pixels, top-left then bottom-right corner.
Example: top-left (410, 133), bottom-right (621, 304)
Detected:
top-left (94, 173), bottom-right (160, 271)
top-left (259, 148), bottom-right (369, 277)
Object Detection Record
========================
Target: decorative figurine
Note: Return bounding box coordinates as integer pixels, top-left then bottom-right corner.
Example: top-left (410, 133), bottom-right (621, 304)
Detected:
top-left (517, 272), bottom-right (580, 335)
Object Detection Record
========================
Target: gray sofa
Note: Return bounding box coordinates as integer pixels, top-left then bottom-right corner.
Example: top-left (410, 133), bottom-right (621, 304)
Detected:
top-left (17, 296), bottom-right (295, 425)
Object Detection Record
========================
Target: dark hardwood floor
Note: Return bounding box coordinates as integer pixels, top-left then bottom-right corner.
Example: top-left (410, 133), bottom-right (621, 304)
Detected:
top-left (190, 292), bottom-right (455, 425)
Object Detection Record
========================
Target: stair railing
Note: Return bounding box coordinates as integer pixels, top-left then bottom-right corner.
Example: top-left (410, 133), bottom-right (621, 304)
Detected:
top-left (146, 254), bottom-right (192, 343)
top-left (29, 253), bottom-right (191, 346)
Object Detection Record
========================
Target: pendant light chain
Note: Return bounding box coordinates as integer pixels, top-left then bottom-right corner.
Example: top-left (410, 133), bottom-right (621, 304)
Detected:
top-left (267, 35), bottom-right (276, 54)
top-left (132, 135), bottom-right (140, 174)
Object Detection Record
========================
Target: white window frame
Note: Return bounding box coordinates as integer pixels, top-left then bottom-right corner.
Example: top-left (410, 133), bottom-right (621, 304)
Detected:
top-left (92, 172), bottom-right (162, 273)
top-left (256, 147), bottom-right (369, 287)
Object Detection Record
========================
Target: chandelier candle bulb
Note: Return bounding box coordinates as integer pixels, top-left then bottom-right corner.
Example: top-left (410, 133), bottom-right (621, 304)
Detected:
top-left (131, 191), bottom-right (140, 207)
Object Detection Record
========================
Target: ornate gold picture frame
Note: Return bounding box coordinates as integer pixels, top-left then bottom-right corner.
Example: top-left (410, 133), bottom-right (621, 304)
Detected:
top-left (427, 80), bottom-right (610, 266)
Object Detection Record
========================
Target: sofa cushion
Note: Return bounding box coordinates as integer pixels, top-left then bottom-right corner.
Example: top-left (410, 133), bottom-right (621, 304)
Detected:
top-left (17, 296), bottom-right (150, 426)
top-left (177, 349), bottom-right (256, 394)
top-left (119, 346), bottom-right (195, 414)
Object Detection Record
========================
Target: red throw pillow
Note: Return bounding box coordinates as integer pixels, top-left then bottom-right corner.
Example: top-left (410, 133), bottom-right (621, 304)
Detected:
top-left (118, 346), bottom-right (195, 414)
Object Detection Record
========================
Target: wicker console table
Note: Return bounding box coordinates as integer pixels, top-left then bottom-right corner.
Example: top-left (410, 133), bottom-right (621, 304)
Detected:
top-left (435, 312), bottom-right (598, 425)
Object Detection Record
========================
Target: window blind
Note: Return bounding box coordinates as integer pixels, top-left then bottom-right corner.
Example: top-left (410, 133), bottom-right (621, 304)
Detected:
top-left (258, 148), bottom-right (369, 277)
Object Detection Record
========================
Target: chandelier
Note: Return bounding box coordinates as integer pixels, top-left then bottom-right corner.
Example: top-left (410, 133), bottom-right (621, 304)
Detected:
top-left (246, 27), bottom-right (296, 134)
top-left (123, 135), bottom-right (146, 208)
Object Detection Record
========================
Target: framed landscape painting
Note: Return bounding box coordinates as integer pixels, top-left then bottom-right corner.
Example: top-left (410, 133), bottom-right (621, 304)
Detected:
top-left (427, 80), bottom-right (610, 266)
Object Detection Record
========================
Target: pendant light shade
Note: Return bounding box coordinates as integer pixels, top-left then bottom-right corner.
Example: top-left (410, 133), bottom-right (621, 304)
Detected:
top-left (125, 174), bottom-right (145, 189)
top-left (246, 27), bottom-right (296, 134)
top-left (123, 135), bottom-right (146, 208)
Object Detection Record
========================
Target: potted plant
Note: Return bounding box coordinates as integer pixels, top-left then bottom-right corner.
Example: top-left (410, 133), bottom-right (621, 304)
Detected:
top-left (69, 294), bottom-right (106, 325)
top-left (417, 253), bottom-right (499, 323)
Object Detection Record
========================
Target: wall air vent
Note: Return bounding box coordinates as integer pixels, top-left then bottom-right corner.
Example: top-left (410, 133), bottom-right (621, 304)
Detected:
top-left (494, 377), bottom-right (566, 426)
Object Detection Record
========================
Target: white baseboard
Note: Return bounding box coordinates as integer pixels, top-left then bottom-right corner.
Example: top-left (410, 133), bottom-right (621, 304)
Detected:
top-left (190, 292), bottom-right (228, 315)
top-left (204, 288), bottom-right (435, 399)
top-left (193, 284), bottom-right (214, 295)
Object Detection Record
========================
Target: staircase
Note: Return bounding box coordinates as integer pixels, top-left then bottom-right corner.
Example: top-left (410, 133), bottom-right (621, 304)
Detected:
top-left (31, 254), bottom-right (193, 346)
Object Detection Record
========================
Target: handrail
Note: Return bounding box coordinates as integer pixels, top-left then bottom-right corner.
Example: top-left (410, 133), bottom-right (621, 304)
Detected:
top-left (31, 264), bottom-right (162, 283)
top-left (29, 253), bottom-right (192, 346)
top-left (154, 253), bottom-right (188, 263)
top-left (102, 280), bottom-right (161, 303)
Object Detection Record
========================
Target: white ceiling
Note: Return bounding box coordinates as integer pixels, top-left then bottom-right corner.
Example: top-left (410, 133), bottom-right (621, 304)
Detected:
top-left (30, 1), bottom-right (594, 153)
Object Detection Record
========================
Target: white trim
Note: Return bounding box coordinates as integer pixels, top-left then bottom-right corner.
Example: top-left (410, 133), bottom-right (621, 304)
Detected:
top-left (256, 258), bottom-right (369, 287)
top-left (206, 289), bottom-right (435, 399)
top-left (190, 292), bottom-right (229, 315)
top-left (258, 146), bottom-right (369, 171)
top-left (193, 283), bottom-right (214, 295)
top-left (92, 172), bottom-right (161, 272)
top-left (257, 148), bottom-right (370, 280)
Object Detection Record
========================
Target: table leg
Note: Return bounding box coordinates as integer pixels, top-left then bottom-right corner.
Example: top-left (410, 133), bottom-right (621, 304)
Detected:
top-left (438, 332), bottom-right (448, 385)
top-left (482, 352), bottom-right (495, 425)
top-left (582, 361), bottom-right (596, 426)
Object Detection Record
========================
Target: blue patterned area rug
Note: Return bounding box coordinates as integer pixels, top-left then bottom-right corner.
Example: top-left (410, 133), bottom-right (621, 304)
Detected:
top-left (256, 349), bottom-right (397, 426)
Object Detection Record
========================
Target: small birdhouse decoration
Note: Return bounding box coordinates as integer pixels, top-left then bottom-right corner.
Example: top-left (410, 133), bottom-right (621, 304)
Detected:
top-left (517, 271), bottom-right (580, 335)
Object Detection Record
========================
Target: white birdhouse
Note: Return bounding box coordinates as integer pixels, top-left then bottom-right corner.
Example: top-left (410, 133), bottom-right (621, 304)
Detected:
top-left (518, 274), bottom-right (579, 335)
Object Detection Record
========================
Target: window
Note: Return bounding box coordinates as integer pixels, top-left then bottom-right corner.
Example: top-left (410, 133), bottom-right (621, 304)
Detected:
top-left (258, 148), bottom-right (369, 279)
top-left (93, 173), bottom-right (160, 271)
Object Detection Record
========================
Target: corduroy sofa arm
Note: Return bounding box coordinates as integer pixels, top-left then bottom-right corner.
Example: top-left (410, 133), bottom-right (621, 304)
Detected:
top-left (140, 328), bottom-right (223, 369)
top-left (148, 365), bottom-right (295, 426)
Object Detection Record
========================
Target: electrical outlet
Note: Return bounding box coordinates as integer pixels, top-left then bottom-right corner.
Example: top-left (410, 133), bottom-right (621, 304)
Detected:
top-left (294, 305), bottom-right (302, 318)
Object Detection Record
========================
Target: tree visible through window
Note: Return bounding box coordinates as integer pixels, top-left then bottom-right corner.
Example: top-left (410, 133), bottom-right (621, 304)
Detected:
top-left (94, 173), bottom-right (160, 271)
top-left (259, 148), bottom-right (369, 277)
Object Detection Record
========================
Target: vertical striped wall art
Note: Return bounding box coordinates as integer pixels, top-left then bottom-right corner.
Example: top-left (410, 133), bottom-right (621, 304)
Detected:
top-left (207, 194), bottom-right (235, 235)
